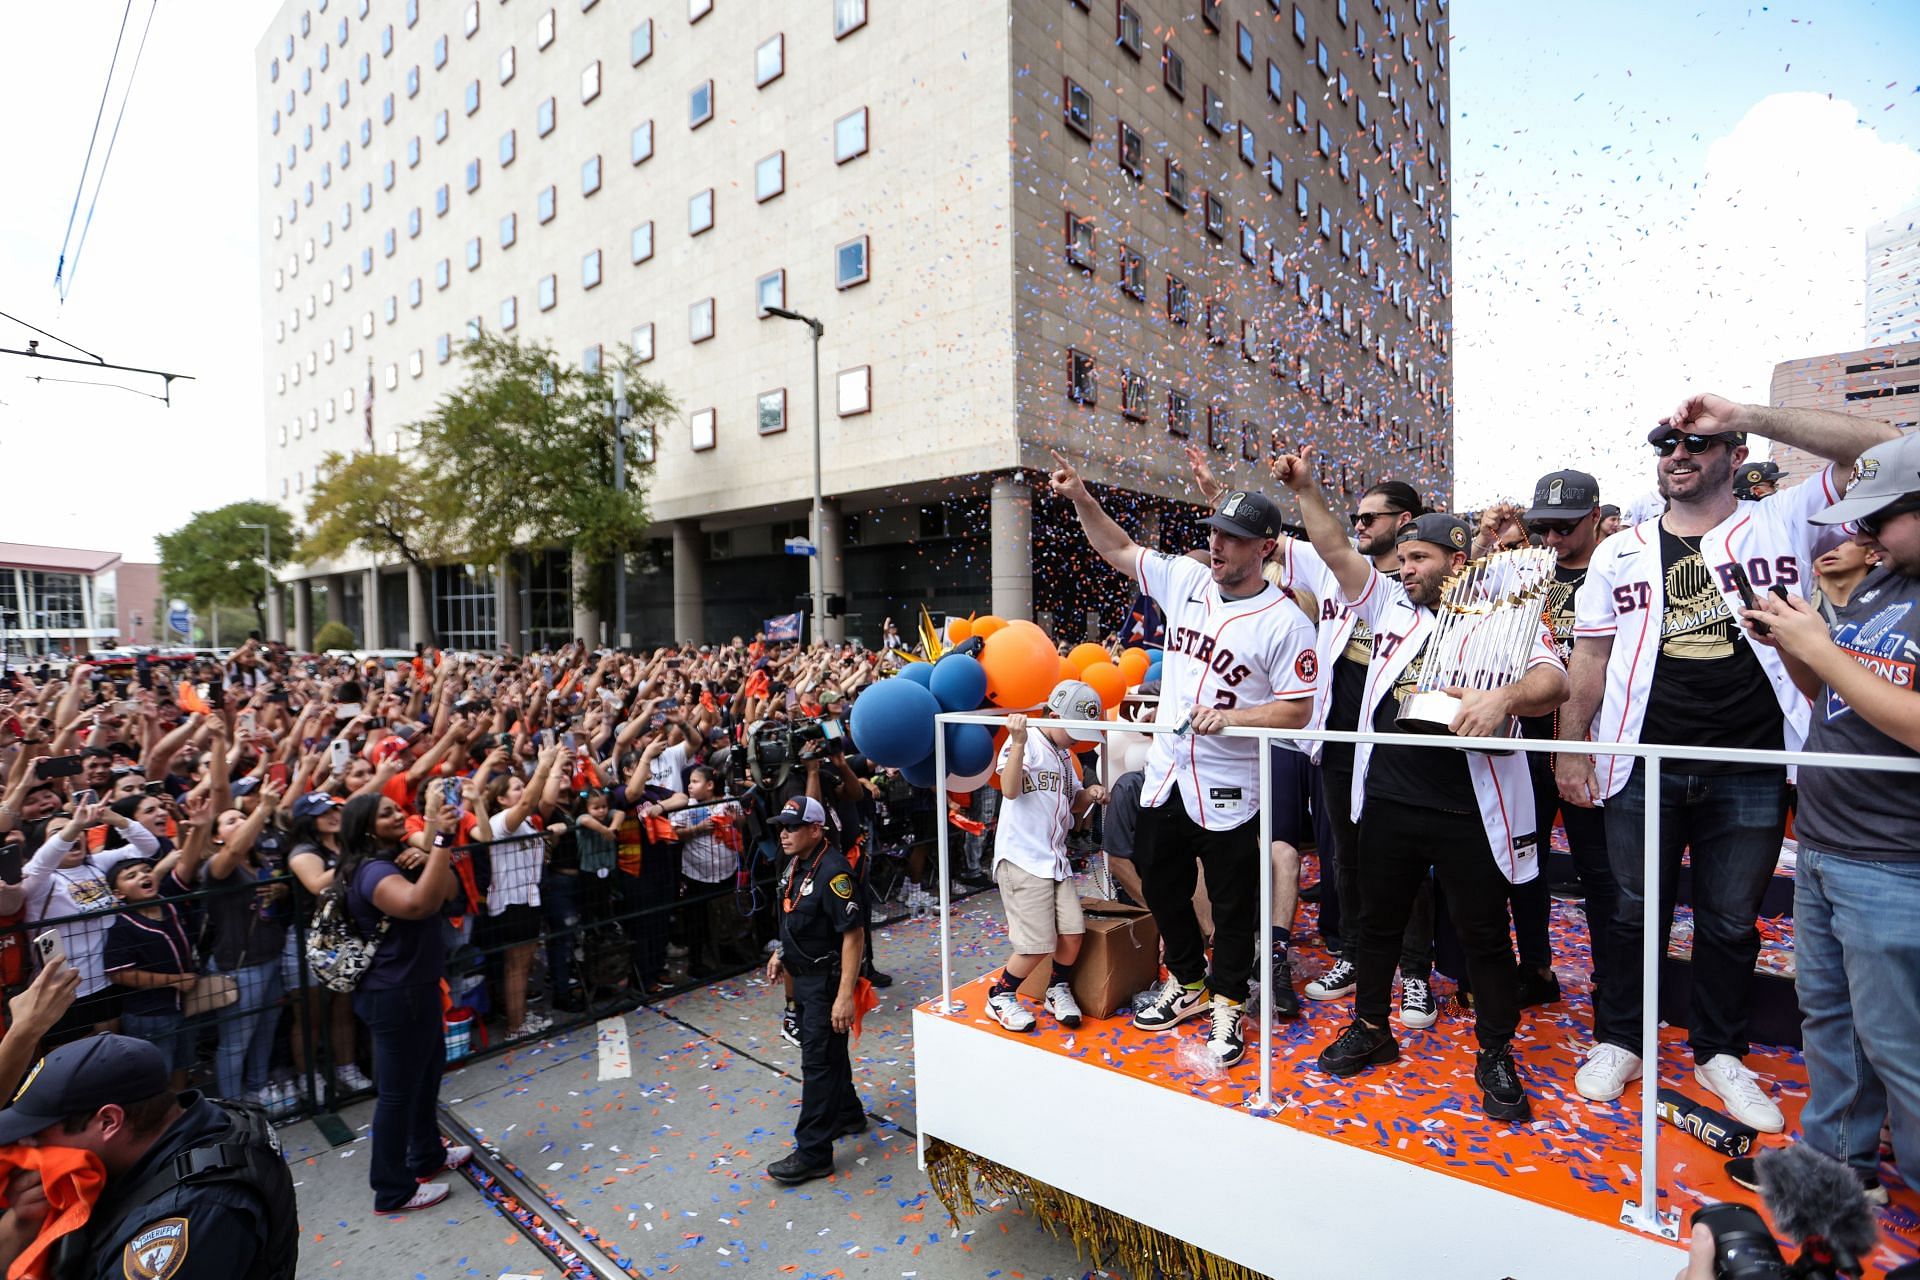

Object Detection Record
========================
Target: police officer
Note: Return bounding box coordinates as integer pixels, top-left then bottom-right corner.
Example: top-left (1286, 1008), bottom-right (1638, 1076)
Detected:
top-left (764, 796), bottom-right (866, 1186)
top-left (0, 1034), bottom-right (297, 1279)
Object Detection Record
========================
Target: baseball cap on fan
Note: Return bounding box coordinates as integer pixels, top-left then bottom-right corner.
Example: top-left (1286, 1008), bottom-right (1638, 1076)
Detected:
top-left (1203, 491), bottom-right (1282, 540)
top-left (1395, 513), bottom-right (1473, 554)
top-left (1044, 679), bottom-right (1106, 742)
top-left (769, 795), bottom-right (827, 828)
top-left (1812, 432), bottom-right (1920, 525)
top-left (1523, 470), bottom-right (1599, 522)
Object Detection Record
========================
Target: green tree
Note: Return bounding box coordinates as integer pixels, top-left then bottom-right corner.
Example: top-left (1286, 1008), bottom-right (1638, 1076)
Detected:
top-left (312, 620), bottom-right (358, 652)
top-left (301, 450), bottom-right (451, 643)
top-left (411, 333), bottom-right (671, 608)
top-left (156, 501), bottom-right (295, 637)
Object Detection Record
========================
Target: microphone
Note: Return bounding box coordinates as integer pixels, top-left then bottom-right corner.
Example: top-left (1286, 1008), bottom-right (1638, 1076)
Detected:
top-left (1756, 1144), bottom-right (1878, 1276)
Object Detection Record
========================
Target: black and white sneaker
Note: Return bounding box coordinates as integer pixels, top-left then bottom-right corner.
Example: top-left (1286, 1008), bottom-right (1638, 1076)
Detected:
top-left (986, 991), bottom-right (1036, 1033)
top-left (1475, 1045), bottom-right (1532, 1122)
top-left (1397, 975), bottom-right (1437, 1029)
top-left (1271, 951), bottom-right (1300, 1019)
top-left (1043, 983), bottom-right (1082, 1029)
top-left (1132, 976), bottom-right (1211, 1032)
top-left (1205, 995), bottom-right (1247, 1068)
top-left (1304, 958), bottom-right (1357, 1001)
top-left (780, 1005), bottom-right (800, 1048)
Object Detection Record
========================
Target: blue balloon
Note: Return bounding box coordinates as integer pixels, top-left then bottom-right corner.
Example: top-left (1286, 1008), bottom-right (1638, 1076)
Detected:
top-left (928, 653), bottom-right (988, 713)
top-left (1145, 649), bottom-right (1164, 661)
top-left (848, 676), bottom-right (940, 769)
top-left (943, 722), bottom-right (995, 778)
top-left (1145, 661), bottom-right (1163, 684)
top-left (897, 662), bottom-right (934, 688)
top-left (900, 752), bottom-right (938, 789)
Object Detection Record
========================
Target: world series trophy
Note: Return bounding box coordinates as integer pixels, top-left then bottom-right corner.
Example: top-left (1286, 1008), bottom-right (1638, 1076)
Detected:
top-left (1396, 546), bottom-right (1559, 750)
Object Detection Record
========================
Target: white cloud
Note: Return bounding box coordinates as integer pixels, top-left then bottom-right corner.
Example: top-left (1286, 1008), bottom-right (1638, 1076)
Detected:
top-left (1454, 92), bottom-right (1920, 511)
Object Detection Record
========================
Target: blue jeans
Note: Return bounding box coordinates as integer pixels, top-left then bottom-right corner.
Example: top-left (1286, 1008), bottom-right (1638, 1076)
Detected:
top-left (122, 1008), bottom-right (190, 1074)
top-left (1595, 765), bottom-right (1786, 1062)
top-left (213, 958), bottom-right (284, 1099)
top-left (1795, 847), bottom-right (1920, 1183)
top-left (353, 981), bottom-right (448, 1210)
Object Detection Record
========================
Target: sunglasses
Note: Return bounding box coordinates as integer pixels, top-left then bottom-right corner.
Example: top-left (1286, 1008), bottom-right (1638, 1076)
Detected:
top-left (1350, 510), bottom-right (1395, 529)
top-left (1858, 495), bottom-right (1920, 537)
top-left (1651, 433), bottom-right (1730, 458)
top-left (1527, 519), bottom-right (1582, 538)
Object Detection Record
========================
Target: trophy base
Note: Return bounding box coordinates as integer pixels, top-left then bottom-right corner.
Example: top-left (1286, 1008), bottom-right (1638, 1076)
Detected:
top-left (1395, 691), bottom-right (1514, 755)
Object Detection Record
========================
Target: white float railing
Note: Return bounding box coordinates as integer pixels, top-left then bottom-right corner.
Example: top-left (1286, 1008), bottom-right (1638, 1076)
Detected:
top-left (929, 711), bottom-right (1920, 1240)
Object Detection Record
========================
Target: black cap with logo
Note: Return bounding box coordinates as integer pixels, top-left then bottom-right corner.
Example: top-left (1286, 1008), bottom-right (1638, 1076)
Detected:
top-left (1524, 469), bottom-right (1600, 522)
top-left (0, 1034), bottom-right (169, 1144)
top-left (1733, 460), bottom-right (1782, 500)
top-left (1202, 491), bottom-right (1282, 540)
top-left (1395, 513), bottom-right (1473, 554)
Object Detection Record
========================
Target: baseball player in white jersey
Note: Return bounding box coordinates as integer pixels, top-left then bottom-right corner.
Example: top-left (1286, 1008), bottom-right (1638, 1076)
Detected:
top-left (1049, 451), bottom-right (1317, 1069)
top-left (1555, 392), bottom-right (1896, 1129)
top-left (1275, 447), bottom-right (1568, 1123)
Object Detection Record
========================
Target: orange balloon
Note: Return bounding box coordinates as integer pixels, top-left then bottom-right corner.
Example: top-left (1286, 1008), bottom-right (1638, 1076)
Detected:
top-left (971, 615), bottom-right (1007, 639)
top-left (1117, 647), bottom-right (1151, 686)
top-left (981, 621), bottom-right (1058, 708)
top-left (1058, 657), bottom-right (1078, 684)
top-left (1080, 661), bottom-right (1127, 710)
top-left (1067, 642), bottom-right (1110, 673)
top-left (946, 617), bottom-right (973, 643)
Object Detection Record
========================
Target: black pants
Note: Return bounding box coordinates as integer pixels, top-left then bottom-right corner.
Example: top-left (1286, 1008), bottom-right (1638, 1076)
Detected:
top-left (353, 981), bottom-right (447, 1210)
top-left (1531, 754), bottom-right (1616, 996)
top-left (1134, 785), bottom-right (1259, 1003)
top-left (1320, 762), bottom-right (1434, 975)
top-left (791, 970), bottom-right (863, 1165)
top-left (1354, 800), bottom-right (1520, 1051)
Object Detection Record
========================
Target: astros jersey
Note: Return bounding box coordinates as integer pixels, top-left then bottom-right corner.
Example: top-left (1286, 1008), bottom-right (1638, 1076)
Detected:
top-left (1132, 547), bottom-right (1318, 829)
top-left (992, 731), bottom-right (1081, 881)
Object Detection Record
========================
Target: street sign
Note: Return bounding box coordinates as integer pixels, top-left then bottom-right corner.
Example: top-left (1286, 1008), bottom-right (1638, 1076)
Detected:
top-left (783, 537), bottom-right (817, 557)
top-left (167, 600), bottom-right (193, 637)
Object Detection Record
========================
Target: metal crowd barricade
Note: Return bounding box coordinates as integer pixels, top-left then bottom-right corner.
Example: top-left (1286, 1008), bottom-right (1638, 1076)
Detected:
top-left (931, 711), bottom-right (1920, 1240)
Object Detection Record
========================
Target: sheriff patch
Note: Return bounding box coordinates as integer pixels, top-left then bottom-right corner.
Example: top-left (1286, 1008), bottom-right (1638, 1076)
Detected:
top-left (124, 1218), bottom-right (188, 1280)
top-left (828, 874), bottom-right (854, 899)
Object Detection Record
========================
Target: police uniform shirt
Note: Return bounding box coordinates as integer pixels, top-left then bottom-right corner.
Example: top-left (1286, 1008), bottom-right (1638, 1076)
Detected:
top-left (77, 1093), bottom-right (292, 1280)
top-left (777, 843), bottom-right (862, 974)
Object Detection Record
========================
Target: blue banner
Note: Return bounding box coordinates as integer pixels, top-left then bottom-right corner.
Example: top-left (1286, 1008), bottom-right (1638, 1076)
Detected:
top-left (764, 611), bottom-right (803, 642)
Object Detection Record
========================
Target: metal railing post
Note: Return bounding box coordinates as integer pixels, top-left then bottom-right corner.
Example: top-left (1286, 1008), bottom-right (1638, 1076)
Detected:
top-left (935, 725), bottom-right (956, 1015)
top-left (1622, 750), bottom-right (1678, 1238)
top-left (1256, 740), bottom-right (1274, 1114)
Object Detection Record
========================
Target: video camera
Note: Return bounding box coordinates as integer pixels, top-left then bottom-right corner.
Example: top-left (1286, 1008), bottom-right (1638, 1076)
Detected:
top-left (1695, 1145), bottom-right (1878, 1280)
top-left (740, 716), bottom-right (847, 790)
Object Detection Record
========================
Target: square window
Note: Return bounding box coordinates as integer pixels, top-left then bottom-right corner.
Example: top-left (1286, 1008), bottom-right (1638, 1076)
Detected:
top-left (1203, 85), bottom-right (1226, 134)
top-left (409, 348), bottom-right (424, 378)
top-left (1267, 58), bottom-right (1283, 101)
top-left (499, 128), bottom-right (516, 165)
top-left (631, 322), bottom-right (655, 363)
top-left (501, 211), bottom-right (517, 246)
top-left (1120, 367), bottom-right (1146, 420)
top-left (631, 220), bottom-right (654, 262)
top-left (1204, 191), bottom-right (1225, 237)
top-left (1293, 4), bottom-right (1307, 44)
top-left (1116, 2), bottom-right (1142, 56)
top-left (465, 158), bottom-right (481, 191)
top-left (757, 388), bottom-right (787, 434)
top-left (631, 20), bottom-right (653, 65)
top-left (1067, 348), bottom-right (1096, 405)
top-left (1119, 244), bottom-right (1144, 300)
top-left (1236, 22), bottom-right (1254, 67)
top-left (1239, 123), bottom-right (1256, 165)
top-left (407, 66), bottom-right (420, 98)
top-left (1239, 220), bottom-right (1257, 262)
top-left (583, 344), bottom-right (603, 375)
top-left (1294, 93), bottom-right (1308, 130)
top-left (755, 151), bottom-right (785, 201)
top-left (1318, 122), bottom-right (1332, 156)
top-left (1161, 45), bottom-right (1184, 98)
top-left (582, 153), bottom-right (602, 195)
top-left (835, 235), bottom-right (869, 288)
top-left (1167, 387), bottom-right (1192, 437)
top-left (1316, 38), bottom-right (1329, 75)
top-left (833, 0), bottom-right (866, 39)
top-left (690, 297), bottom-right (714, 342)
top-left (690, 0), bottom-right (713, 21)
top-left (689, 188), bottom-right (714, 234)
top-left (1117, 121), bottom-right (1142, 178)
top-left (756, 34), bottom-right (784, 87)
top-left (434, 34), bottom-right (448, 68)
top-left (501, 295), bottom-right (518, 329)
top-left (757, 268), bottom-right (786, 315)
top-left (437, 333), bottom-right (452, 363)
top-left (1206, 404), bottom-right (1228, 449)
top-left (537, 8), bottom-right (555, 49)
top-left (1064, 78), bottom-right (1092, 139)
top-left (1065, 212), bottom-right (1094, 269)
top-left (465, 80), bottom-right (480, 115)
top-left (1164, 158), bottom-right (1187, 210)
top-left (465, 237), bottom-right (481, 269)
top-left (631, 119), bottom-right (653, 164)
top-left (1201, 0), bottom-right (1221, 30)
top-left (690, 407), bottom-right (716, 451)
top-left (1206, 297), bottom-right (1230, 343)
top-left (836, 365), bottom-right (870, 415)
top-left (581, 59), bottom-right (600, 103)
top-left (538, 274), bottom-right (557, 310)
top-left (537, 96), bottom-right (556, 136)
top-left (407, 136), bottom-right (422, 167)
top-left (834, 107), bottom-right (868, 162)
top-left (1166, 273), bottom-right (1191, 324)
top-left (500, 45), bottom-right (516, 83)
top-left (1296, 181), bottom-right (1310, 218)
top-left (537, 184), bottom-right (556, 222)
top-left (582, 248), bottom-right (602, 288)
top-left (690, 79), bottom-right (713, 128)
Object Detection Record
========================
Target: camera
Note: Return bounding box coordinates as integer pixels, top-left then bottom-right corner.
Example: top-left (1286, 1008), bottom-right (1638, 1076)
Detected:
top-left (1692, 1204), bottom-right (1791, 1280)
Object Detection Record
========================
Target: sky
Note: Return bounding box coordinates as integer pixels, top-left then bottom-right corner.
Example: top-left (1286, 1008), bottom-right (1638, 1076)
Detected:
top-left (1, 3), bottom-right (1918, 561)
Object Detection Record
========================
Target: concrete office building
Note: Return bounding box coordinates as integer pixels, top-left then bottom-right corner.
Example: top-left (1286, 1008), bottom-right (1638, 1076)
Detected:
top-left (1867, 205), bottom-right (1920, 347)
top-left (1766, 339), bottom-right (1920, 486)
top-left (257, 0), bottom-right (1452, 650)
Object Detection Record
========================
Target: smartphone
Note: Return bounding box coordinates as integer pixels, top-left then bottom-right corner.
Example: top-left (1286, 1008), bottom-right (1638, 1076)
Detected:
top-left (33, 929), bottom-right (65, 969)
top-left (537, 728), bottom-right (555, 750)
top-left (660, 697), bottom-right (679, 710)
top-left (562, 732), bottom-right (578, 750)
top-left (1727, 561), bottom-right (1768, 636)
top-left (821, 718), bottom-right (845, 742)
top-left (71, 788), bottom-right (99, 809)
top-left (267, 761), bottom-right (290, 788)
top-left (666, 657), bottom-right (682, 669)
top-left (329, 738), bottom-right (352, 773)
top-left (441, 777), bottom-right (464, 810)
top-left (144, 780), bottom-right (167, 796)
top-left (207, 684), bottom-right (226, 711)
top-left (367, 716), bottom-right (388, 730)
top-left (35, 755), bottom-right (84, 780)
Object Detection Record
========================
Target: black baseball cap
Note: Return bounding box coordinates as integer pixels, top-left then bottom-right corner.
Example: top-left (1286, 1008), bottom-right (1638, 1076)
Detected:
top-left (1202, 491), bottom-right (1282, 540)
top-left (1525, 470), bottom-right (1600, 522)
top-left (0, 1034), bottom-right (169, 1144)
top-left (1599, 504), bottom-right (1621, 519)
top-left (1733, 461), bottom-right (1782, 499)
top-left (1395, 513), bottom-right (1473, 554)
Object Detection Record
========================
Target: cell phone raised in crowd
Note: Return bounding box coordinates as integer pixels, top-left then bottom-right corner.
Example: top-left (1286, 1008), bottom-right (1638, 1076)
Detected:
top-left (1727, 561), bottom-right (1768, 637)
top-left (367, 716), bottom-right (388, 729)
top-left (267, 761), bottom-right (290, 788)
top-left (207, 683), bottom-right (226, 711)
top-left (267, 689), bottom-right (290, 703)
top-left (329, 738), bottom-right (353, 774)
top-left (71, 788), bottom-right (98, 809)
top-left (32, 929), bottom-right (65, 970)
top-left (666, 657), bottom-right (682, 668)
top-left (538, 728), bottom-right (555, 750)
top-left (35, 755), bottom-right (84, 780)
top-left (562, 732), bottom-right (578, 750)
top-left (660, 697), bottom-right (679, 710)
top-left (144, 780), bottom-right (167, 796)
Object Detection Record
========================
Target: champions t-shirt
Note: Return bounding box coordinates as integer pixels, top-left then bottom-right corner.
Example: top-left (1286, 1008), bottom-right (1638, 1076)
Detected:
top-left (1320, 620), bottom-right (1371, 775)
top-left (1520, 562), bottom-right (1588, 741)
top-left (1365, 634), bottom-right (1475, 814)
top-left (1636, 526), bottom-right (1781, 770)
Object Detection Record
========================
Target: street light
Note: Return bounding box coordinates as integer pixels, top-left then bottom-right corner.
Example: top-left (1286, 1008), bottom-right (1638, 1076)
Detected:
top-left (239, 521), bottom-right (272, 640)
top-left (610, 368), bottom-right (634, 650)
top-left (762, 305), bottom-right (827, 645)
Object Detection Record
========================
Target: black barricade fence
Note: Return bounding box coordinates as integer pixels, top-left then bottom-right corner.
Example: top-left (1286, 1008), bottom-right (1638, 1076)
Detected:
top-left (0, 797), bottom-right (989, 1124)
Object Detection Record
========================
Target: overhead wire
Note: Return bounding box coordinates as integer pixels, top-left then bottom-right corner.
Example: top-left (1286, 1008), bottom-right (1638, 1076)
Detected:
top-left (53, 0), bottom-right (134, 297)
top-left (58, 0), bottom-right (161, 303)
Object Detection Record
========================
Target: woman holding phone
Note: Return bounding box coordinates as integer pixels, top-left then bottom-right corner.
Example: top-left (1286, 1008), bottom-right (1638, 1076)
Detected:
top-left (203, 781), bottom-right (292, 1107)
top-left (337, 787), bottom-right (467, 1212)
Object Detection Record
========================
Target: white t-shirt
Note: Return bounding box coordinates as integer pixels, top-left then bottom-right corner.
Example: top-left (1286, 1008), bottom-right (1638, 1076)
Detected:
top-left (1131, 547), bottom-right (1319, 829)
top-left (672, 800), bottom-right (742, 883)
top-left (991, 731), bottom-right (1079, 881)
top-left (24, 826), bottom-right (163, 996)
top-left (487, 811), bottom-right (544, 912)
top-left (647, 742), bottom-right (691, 793)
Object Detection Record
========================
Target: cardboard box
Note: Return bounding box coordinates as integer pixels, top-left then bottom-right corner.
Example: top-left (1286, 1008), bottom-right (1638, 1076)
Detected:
top-left (1017, 899), bottom-right (1160, 1020)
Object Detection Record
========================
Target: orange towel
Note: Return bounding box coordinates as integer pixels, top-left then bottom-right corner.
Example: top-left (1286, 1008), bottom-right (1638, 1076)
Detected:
top-left (175, 680), bottom-right (210, 716)
top-left (0, 1144), bottom-right (107, 1280)
top-left (850, 977), bottom-right (879, 1044)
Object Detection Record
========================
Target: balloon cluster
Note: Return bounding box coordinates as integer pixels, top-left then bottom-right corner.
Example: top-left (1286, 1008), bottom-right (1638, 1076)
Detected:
top-left (847, 615), bottom-right (1162, 793)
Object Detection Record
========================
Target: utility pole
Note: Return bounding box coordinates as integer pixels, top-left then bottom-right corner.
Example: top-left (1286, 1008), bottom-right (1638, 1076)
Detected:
top-left (763, 306), bottom-right (827, 644)
top-left (610, 368), bottom-right (633, 650)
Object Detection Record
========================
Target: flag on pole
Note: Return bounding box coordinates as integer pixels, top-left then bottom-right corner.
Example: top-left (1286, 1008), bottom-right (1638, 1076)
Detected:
top-left (763, 611), bottom-right (802, 642)
top-left (364, 357), bottom-right (375, 451)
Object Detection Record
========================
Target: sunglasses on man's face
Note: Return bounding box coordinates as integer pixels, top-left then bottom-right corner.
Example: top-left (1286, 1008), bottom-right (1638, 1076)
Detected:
top-left (1527, 519), bottom-right (1582, 538)
top-left (1858, 495), bottom-right (1920, 537)
top-left (1652, 433), bottom-right (1730, 458)
top-left (1350, 510), bottom-right (1394, 529)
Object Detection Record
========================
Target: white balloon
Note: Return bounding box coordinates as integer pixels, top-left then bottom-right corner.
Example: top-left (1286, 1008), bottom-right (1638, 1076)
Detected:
top-left (1113, 731), bottom-right (1153, 776)
top-left (945, 761), bottom-right (997, 793)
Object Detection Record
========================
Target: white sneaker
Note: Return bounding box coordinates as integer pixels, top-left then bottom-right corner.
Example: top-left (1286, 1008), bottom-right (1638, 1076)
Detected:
top-left (1694, 1054), bottom-right (1785, 1133)
top-left (517, 1012), bottom-right (553, 1038)
top-left (336, 1064), bottom-right (374, 1093)
top-left (1574, 1042), bottom-right (1644, 1102)
top-left (986, 991), bottom-right (1036, 1033)
top-left (1396, 976), bottom-right (1437, 1029)
top-left (1304, 958), bottom-right (1358, 1001)
top-left (1043, 982), bottom-right (1082, 1029)
top-left (392, 1181), bottom-right (450, 1213)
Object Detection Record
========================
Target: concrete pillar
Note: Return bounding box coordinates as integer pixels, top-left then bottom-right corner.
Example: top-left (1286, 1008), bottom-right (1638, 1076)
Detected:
top-left (266, 582), bottom-right (285, 644)
top-left (362, 568), bottom-right (382, 651)
top-left (495, 557), bottom-right (521, 653)
top-left (569, 549), bottom-right (600, 645)
top-left (672, 521), bottom-right (704, 643)
top-left (406, 563), bottom-right (431, 648)
top-left (324, 576), bottom-right (346, 626)
top-left (292, 580), bottom-right (313, 652)
top-left (819, 499), bottom-right (846, 645)
top-left (990, 473), bottom-right (1033, 622)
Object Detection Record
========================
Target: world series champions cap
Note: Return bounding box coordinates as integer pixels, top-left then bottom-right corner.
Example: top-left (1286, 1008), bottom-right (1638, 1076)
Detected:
top-left (0, 1034), bottom-right (169, 1145)
top-left (1524, 470), bottom-right (1600, 522)
top-left (1202, 491), bottom-right (1282, 540)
